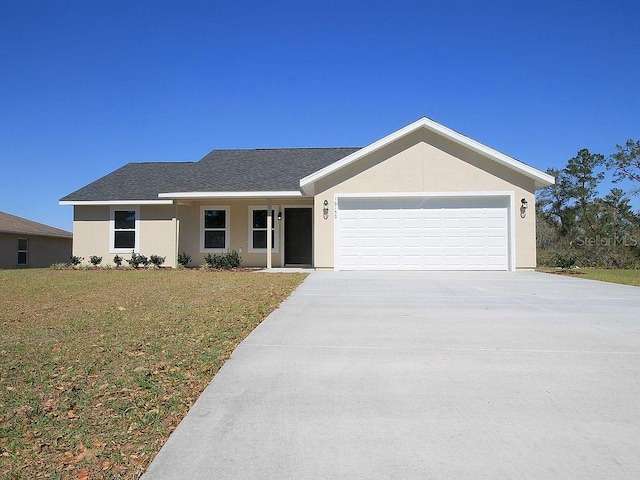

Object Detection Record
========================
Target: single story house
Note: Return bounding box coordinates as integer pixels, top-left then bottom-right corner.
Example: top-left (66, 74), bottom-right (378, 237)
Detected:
top-left (0, 211), bottom-right (73, 269)
top-left (60, 117), bottom-right (554, 271)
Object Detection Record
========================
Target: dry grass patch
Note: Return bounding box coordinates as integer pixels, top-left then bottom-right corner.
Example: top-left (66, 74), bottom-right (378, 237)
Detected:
top-left (0, 269), bottom-right (306, 479)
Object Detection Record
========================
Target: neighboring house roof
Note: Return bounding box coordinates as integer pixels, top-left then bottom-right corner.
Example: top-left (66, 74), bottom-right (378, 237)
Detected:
top-left (60, 148), bottom-right (360, 203)
top-left (0, 211), bottom-right (72, 238)
top-left (300, 117), bottom-right (555, 194)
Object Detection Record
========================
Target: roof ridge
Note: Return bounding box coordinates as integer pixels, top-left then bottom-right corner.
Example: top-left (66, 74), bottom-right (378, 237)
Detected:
top-left (253, 147), bottom-right (361, 151)
top-left (131, 161), bottom-right (196, 165)
top-left (200, 146), bottom-right (361, 153)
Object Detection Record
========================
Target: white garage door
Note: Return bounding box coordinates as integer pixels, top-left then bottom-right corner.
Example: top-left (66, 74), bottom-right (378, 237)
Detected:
top-left (336, 196), bottom-right (510, 271)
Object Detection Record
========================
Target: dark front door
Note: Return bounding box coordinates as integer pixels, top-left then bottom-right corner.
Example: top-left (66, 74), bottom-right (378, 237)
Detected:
top-left (284, 208), bottom-right (312, 265)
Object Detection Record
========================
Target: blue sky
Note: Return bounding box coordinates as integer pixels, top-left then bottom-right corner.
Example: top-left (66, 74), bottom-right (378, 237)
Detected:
top-left (1, 0), bottom-right (638, 231)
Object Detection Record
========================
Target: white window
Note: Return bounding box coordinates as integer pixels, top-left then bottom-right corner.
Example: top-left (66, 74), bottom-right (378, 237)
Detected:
top-left (249, 206), bottom-right (279, 252)
top-left (17, 238), bottom-right (28, 266)
top-left (201, 206), bottom-right (229, 252)
top-left (110, 207), bottom-right (140, 253)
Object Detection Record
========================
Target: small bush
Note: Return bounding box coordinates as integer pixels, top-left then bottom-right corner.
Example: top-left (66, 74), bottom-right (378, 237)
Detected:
top-left (149, 255), bottom-right (166, 267)
top-left (113, 255), bottom-right (123, 267)
top-left (69, 255), bottom-right (83, 266)
top-left (203, 254), bottom-right (221, 269)
top-left (177, 252), bottom-right (191, 267)
top-left (203, 250), bottom-right (242, 269)
top-left (127, 252), bottom-right (149, 268)
top-left (553, 252), bottom-right (576, 270)
top-left (89, 256), bottom-right (102, 266)
top-left (226, 250), bottom-right (241, 268)
top-left (50, 263), bottom-right (69, 270)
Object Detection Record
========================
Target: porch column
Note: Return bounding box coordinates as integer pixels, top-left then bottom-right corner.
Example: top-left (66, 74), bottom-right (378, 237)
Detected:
top-left (266, 201), bottom-right (272, 269)
top-left (173, 201), bottom-right (179, 268)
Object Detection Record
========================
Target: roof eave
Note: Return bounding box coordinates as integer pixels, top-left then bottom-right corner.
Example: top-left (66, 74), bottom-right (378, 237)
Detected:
top-left (158, 191), bottom-right (305, 199)
top-left (59, 200), bottom-right (174, 206)
top-left (0, 229), bottom-right (72, 238)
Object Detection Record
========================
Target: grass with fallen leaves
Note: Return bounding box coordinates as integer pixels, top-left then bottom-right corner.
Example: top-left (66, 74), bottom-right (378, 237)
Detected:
top-left (0, 269), bottom-right (306, 479)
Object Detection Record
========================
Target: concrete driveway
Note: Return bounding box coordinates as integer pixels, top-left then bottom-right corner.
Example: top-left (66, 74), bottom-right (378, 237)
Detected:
top-left (143, 271), bottom-right (640, 479)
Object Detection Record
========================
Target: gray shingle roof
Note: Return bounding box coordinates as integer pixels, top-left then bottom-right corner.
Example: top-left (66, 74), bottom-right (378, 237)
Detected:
top-left (0, 211), bottom-right (73, 238)
top-left (60, 148), bottom-right (360, 201)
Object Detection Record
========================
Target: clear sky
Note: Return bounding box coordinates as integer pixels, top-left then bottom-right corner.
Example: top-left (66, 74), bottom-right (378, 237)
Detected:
top-left (1, 0), bottom-right (638, 231)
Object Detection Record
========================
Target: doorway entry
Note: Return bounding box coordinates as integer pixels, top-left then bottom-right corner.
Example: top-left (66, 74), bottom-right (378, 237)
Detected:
top-left (284, 208), bottom-right (312, 265)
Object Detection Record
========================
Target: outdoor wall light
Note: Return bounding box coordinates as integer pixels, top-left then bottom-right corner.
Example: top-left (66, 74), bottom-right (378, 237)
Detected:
top-left (323, 199), bottom-right (329, 219)
top-left (277, 211), bottom-right (282, 221)
top-left (520, 198), bottom-right (528, 218)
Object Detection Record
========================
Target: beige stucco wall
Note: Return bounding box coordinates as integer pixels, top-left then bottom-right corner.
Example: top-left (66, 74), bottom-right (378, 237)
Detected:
top-left (0, 232), bottom-right (72, 269)
top-left (312, 129), bottom-right (538, 270)
top-left (73, 205), bottom-right (177, 267)
top-left (72, 199), bottom-right (314, 269)
top-left (177, 198), bottom-right (313, 267)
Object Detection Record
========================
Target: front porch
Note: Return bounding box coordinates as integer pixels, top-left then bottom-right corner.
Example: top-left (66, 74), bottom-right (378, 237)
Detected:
top-left (172, 197), bottom-right (314, 269)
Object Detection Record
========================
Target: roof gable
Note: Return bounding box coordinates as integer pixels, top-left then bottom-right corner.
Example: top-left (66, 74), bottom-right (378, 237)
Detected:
top-left (299, 117), bottom-right (555, 194)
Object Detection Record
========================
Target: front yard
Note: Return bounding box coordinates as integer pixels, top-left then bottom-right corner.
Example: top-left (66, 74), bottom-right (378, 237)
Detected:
top-left (0, 269), bottom-right (306, 479)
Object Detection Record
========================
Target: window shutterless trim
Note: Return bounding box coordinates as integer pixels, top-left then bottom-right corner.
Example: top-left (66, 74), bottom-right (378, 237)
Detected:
top-left (110, 206), bottom-right (140, 254)
top-left (248, 205), bottom-right (279, 253)
top-left (17, 237), bottom-right (28, 266)
top-left (200, 206), bottom-right (230, 253)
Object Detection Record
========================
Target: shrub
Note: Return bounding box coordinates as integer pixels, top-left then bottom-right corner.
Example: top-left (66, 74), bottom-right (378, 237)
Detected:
top-left (553, 252), bottom-right (576, 270)
top-left (127, 252), bottom-right (149, 268)
top-left (177, 252), bottom-right (191, 267)
top-left (149, 255), bottom-right (166, 267)
top-left (69, 255), bottom-right (83, 266)
top-left (203, 250), bottom-right (242, 269)
top-left (113, 255), bottom-right (123, 267)
top-left (50, 263), bottom-right (69, 270)
top-left (203, 254), bottom-right (221, 269)
top-left (226, 250), bottom-right (241, 268)
top-left (89, 256), bottom-right (102, 266)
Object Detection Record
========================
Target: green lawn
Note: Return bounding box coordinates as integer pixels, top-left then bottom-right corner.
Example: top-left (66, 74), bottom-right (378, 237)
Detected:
top-left (576, 268), bottom-right (640, 287)
top-left (0, 269), bottom-right (307, 479)
top-left (538, 268), bottom-right (640, 287)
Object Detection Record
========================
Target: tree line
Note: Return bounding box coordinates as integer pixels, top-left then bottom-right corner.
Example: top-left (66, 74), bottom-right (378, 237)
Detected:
top-left (536, 139), bottom-right (640, 268)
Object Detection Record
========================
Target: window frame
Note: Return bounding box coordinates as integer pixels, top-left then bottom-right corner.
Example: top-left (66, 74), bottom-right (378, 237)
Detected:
top-left (17, 238), bottom-right (28, 266)
top-left (200, 206), bottom-right (230, 253)
top-left (110, 206), bottom-right (140, 254)
top-left (248, 205), bottom-right (279, 253)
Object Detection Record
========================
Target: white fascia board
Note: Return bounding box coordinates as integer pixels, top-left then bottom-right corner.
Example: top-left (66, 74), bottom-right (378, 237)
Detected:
top-left (300, 118), bottom-right (425, 190)
top-left (158, 191), bottom-right (304, 199)
top-left (59, 200), bottom-right (174, 206)
top-left (299, 117), bottom-right (555, 191)
top-left (334, 191), bottom-right (515, 199)
top-left (422, 118), bottom-right (556, 188)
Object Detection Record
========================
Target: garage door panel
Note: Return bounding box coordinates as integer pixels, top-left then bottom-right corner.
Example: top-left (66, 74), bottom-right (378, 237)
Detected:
top-left (380, 237), bottom-right (399, 248)
top-left (401, 237), bottom-right (422, 248)
top-left (336, 196), bottom-right (510, 271)
top-left (486, 235), bottom-right (507, 247)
